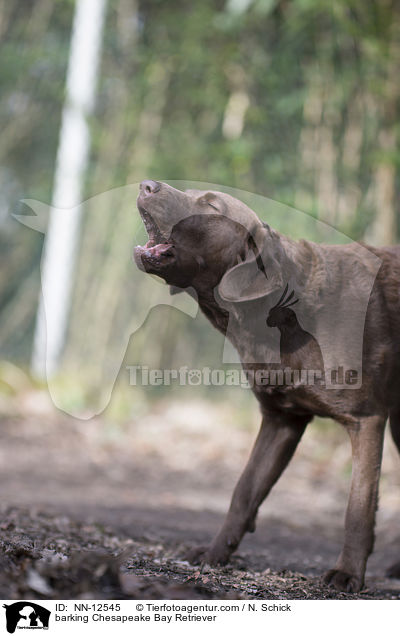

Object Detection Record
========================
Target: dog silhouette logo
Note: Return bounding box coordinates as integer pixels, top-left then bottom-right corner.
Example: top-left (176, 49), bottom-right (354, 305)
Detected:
top-left (266, 283), bottom-right (325, 374)
top-left (3, 602), bottom-right (50, 634)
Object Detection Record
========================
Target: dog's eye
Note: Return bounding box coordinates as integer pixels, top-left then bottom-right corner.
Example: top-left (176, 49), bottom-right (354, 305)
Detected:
top-left (207, 202), bottom-right (219, 211)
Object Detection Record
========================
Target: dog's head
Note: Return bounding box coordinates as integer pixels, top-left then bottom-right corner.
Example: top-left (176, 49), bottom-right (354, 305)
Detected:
top-left (134, 180), bottom-right (284, 302)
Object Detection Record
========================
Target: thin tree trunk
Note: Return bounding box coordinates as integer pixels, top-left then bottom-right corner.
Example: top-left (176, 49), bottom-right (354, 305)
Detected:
top-left (370, 35), bottom-right (399, 245)
top-left (336, 94), bottom-right (363, 226)
top-left (372, 128), bottom-right (397, 245)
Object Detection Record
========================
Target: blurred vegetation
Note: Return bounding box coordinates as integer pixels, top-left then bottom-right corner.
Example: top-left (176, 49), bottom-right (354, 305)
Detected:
top-left (1, 0), bottom-right (400, 413)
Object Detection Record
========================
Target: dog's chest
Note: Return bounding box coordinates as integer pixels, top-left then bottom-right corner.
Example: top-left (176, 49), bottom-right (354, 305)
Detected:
top-left (251, 375), bottom-right (336, 418)
top-left (256, 384), bottom-right (311, 412)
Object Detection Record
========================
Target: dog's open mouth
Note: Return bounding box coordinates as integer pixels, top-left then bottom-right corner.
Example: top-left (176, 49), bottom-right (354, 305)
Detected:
top-left (134, 205), bottom-right (176, 271)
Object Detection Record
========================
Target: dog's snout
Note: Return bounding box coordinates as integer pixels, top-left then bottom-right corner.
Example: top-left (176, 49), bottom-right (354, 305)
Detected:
top-left (140, 179), bottom-right (161, 194)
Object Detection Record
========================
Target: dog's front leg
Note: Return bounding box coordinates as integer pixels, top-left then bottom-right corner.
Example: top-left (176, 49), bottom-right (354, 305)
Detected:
top-left (324, 414), bottom-right (386, 593)
top-left (191, 410), bottom-right (309, 566)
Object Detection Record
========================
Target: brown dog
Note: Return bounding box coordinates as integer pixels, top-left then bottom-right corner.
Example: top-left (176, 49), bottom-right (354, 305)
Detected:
top-left (134, 179), bottom-right (400, 593)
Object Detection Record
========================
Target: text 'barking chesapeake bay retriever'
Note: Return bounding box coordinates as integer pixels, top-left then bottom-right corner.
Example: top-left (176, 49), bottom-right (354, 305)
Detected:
top-left (134, 179), bottom-right (400, 593)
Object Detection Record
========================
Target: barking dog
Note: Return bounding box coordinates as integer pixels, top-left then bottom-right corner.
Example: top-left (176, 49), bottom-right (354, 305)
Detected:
top-left (134, 179), bottom-right (400, 592)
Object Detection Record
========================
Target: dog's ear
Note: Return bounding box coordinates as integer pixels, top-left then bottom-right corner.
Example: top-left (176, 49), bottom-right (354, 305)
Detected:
top-left (218, 224), bottom-right (283, 303)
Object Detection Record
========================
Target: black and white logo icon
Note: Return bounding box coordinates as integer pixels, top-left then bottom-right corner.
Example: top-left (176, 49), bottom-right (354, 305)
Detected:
top-left (3, 602), bottom-right (50, 634)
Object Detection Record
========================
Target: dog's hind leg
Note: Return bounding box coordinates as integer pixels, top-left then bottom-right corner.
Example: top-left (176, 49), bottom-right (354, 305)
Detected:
top-left (324, 414), bottom-right (386, 592)
top-left (386, 408), bottom-right (400, 578)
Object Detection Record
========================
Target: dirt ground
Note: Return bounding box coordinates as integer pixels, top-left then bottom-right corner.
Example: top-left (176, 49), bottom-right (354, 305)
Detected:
top-left (1, 387), bottom-right (400, 600)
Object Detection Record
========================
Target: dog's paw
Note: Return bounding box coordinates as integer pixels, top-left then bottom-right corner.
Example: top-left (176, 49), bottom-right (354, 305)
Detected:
top-left (323, 569), bottom-right (362, 593)
top-left (185, 545), bottom-right (210, 565)
top-left (185, 545), bottom-right (230, 567)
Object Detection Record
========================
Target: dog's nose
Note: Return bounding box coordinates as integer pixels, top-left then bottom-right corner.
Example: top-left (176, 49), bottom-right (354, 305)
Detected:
top-left (140, 179), bottom-right (161, 194)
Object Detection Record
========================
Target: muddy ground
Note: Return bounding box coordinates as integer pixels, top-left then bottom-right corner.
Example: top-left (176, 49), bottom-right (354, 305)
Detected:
top-left (1, 388), bottom-right (400, 600)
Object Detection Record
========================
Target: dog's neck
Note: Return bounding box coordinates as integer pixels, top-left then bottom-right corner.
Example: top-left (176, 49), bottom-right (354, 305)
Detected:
top-left (196, 287), bottom-right (230, 334)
